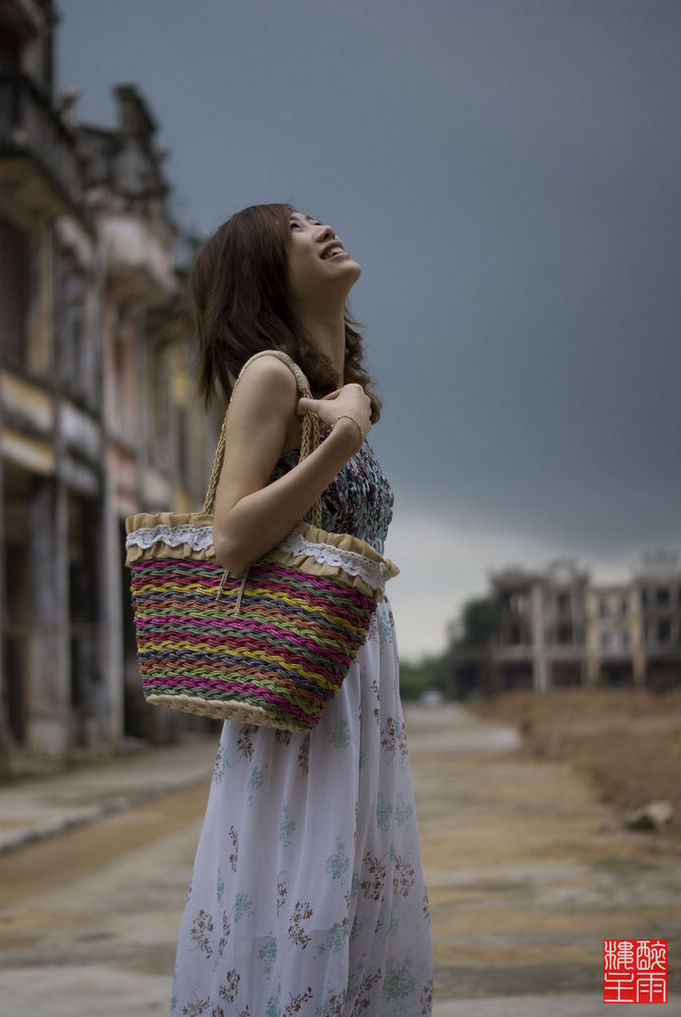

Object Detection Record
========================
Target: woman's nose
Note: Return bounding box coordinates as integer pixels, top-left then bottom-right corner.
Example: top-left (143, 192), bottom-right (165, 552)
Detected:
top-left (315, 223), bottom-right (336, 242)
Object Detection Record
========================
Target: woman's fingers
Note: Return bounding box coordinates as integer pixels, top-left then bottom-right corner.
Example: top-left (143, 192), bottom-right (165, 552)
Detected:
top-left (297, 391), bottom-right (342, 414)
top-left (297, 385), bottom-right (372, 434)
top-left (297, 396), bottom-right (316, 416)
top-left (299, 386), bottom-right (362, 409)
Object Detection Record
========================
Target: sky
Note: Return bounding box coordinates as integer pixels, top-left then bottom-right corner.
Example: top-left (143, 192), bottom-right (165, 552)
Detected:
top-left (56, 0), bottom-right (681, 660)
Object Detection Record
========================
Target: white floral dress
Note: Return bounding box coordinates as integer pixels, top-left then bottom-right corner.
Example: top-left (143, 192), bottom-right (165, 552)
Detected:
top-left (170, 441), bottom-right (433, 1017)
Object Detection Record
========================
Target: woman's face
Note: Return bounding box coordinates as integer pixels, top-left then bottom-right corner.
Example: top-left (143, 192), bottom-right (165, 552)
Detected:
top-left (286, 210), bottom-right (361, 307)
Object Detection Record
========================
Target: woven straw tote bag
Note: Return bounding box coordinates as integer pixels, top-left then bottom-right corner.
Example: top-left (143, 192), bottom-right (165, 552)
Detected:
top-left (125, 350), bottom-right (399, 733)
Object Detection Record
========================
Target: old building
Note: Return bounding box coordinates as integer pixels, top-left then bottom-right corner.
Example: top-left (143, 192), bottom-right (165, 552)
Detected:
top-left (0, 0), bottom-right (102, 770)
top-left (585, 581), bottom-right (644, 687)
top-left (484, 557), bottom-right (589, 694)
top-left (78, 83), bottom-right (187, 743)
top-left (0, 2), bottom-right (220, 774)
top-left (633, 549), bottom-right (681, 692)
top-left (450, 551), bottom-right (680, 698)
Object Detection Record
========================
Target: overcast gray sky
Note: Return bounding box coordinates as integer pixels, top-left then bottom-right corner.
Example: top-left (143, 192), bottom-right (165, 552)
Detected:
top-left (57, 0), bottom-right (681, 658)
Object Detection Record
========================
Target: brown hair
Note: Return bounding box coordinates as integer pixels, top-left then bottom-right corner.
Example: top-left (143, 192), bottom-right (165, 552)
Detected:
top-left (191, 203), bottom-right (381, 421)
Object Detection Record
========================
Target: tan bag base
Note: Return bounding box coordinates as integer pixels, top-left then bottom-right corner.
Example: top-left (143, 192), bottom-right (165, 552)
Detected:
top-left (145, 693), bottom-right (312, 733)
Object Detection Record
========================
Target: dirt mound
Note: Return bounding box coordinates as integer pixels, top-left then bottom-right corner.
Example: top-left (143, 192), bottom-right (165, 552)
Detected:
top-left (472, 687), bottom-right (681, 845)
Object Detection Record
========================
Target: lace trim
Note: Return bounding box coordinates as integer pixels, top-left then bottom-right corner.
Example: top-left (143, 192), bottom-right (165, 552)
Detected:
top-left (126, 524), bottom-right (392, 589)
top-left (278, 532), bottom-right (392, 590)
top-left (126, 523), bottom-right (214, 552)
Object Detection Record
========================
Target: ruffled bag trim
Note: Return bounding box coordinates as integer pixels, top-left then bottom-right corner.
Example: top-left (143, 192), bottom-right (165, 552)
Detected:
top-left (125, 514), bottom-right (398, 598)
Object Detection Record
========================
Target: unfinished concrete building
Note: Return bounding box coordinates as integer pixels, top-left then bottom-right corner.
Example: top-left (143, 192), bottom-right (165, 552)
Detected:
top-left (450, 552), bottom-right (680, 698)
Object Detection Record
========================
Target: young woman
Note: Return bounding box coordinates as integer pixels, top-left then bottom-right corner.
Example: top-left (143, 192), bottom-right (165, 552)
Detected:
top-left (170, 204), bottom-right (433, 1016)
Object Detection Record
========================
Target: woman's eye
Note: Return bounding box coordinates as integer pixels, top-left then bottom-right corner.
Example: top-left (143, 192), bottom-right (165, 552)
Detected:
top-left (290, 221), bottom-right (301, 230)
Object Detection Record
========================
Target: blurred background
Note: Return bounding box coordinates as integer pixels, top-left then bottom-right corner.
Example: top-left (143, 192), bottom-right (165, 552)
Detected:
top-left (1, 0), bottom-right (679, 768)
top-left (1, 3), bottom-right (680, 1013)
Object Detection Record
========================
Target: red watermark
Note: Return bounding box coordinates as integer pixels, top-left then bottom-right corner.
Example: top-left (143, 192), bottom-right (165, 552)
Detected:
top-left (603, 939), bottom-right (668, 1004)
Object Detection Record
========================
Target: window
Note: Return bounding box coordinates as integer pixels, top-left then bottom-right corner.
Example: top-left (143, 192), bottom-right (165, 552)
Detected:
top-left (0, 218), bottom-right (30, 368)
top-left (557, 623), bottom-right (572, 645)
top-left (657, 620), bottom-right (670, 642)
top-left (656, 587), bottom-right (670, 608)
top-left (599, 599), bottom-right (608, 618)
top-left (61, 256), bottom-right (86, 392)
top-left (0, 28), bottom-right (20, 73)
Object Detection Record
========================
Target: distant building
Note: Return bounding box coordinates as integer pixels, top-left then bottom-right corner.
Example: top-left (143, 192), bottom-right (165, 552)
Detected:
top-left (633, 550), bottom-right (681, 692)
top-left (450, 552), bottom-right (681, 698)
top-left (585, 581), bottom-right (643, 688)
top-left (0, 2), bottom-right (220, 774)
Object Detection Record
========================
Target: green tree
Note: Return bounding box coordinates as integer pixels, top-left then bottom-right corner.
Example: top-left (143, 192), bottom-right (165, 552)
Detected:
top-left (450, 596), bottom-right (503, 698)
top-left (398, 651), bottom-right (450, 700)
top-left (458, 597), bottom-right (501, 646)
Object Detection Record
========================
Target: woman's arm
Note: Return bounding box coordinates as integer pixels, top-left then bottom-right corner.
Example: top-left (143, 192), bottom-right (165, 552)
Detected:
top-left (212, 356), bottom-right (370, 574)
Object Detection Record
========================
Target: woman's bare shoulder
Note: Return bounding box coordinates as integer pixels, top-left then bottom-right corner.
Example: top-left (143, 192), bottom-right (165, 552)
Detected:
top-left (213, 355), bottom-right (301, 523)
top-left (230, 353), bottom-right (298, 413)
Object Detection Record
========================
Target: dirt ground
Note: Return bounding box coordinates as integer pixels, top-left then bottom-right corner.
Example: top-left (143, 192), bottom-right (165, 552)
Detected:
top-left (404, 701), bottom-right (681, 1006)
top-left (470, 686), bottom-right (681, 845)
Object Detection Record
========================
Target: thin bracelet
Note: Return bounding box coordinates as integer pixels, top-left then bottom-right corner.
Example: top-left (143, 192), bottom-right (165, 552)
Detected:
top-left (330, 414), bottom-right (364, 452)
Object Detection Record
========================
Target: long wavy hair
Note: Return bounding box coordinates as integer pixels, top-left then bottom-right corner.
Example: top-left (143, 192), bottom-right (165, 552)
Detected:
top-left (191, 203), bottom-right (381, 421)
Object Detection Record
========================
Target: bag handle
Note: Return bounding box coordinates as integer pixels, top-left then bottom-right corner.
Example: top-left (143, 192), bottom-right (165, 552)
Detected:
top-left (201, 349), bottom-right (323, 527)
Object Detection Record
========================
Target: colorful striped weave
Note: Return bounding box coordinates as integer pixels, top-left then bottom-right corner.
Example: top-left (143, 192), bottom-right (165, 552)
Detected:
top-left (129, 556), bottom-right (378, 731)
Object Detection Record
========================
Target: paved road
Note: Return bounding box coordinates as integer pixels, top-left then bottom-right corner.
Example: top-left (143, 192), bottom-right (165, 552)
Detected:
top-left (0, 704), bottom-right (678, 1016)
top-left (409, 703), bottom-right (680, 1016)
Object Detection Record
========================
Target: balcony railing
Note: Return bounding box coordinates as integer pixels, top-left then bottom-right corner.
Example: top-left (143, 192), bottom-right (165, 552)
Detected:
top-left (0, 72), bottom-right (82, 211)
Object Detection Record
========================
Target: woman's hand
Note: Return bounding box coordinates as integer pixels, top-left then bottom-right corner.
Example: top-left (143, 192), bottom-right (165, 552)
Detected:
top-left (297, 383), bottom-right (373, 442)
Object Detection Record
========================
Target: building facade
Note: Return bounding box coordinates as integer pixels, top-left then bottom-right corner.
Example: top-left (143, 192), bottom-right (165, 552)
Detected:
top-left (0, 1), bottom-right (221, 774)
top-left (451, 552), bottom-right (681, 698)
top-left (632, 550), bottom-right (681, 692)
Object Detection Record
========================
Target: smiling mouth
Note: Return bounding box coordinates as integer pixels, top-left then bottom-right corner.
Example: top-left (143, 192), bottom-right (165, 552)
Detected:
top-left (321, 245), bottom-right (347, 260)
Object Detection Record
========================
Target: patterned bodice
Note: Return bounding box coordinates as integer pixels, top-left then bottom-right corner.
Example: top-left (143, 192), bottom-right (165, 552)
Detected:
top-left (268, 438), bottom-right (394, 555)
